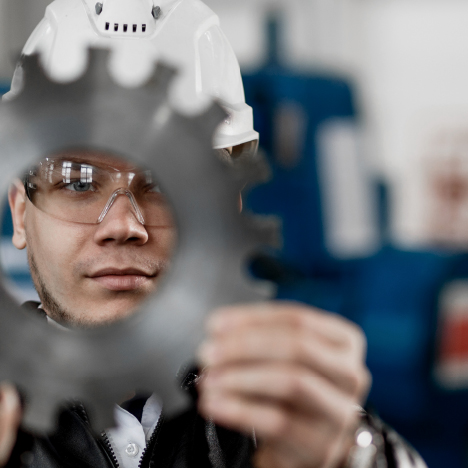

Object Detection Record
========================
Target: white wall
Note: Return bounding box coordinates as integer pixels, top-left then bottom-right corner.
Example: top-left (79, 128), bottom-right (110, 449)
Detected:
top-left (354, 1), bottom-right (468, 247)
top-left (203, 0), bottom-right (360, 74)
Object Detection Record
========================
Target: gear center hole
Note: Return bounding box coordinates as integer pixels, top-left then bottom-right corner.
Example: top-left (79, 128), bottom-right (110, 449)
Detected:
top-left (3, 148), bottom-right (177, 329)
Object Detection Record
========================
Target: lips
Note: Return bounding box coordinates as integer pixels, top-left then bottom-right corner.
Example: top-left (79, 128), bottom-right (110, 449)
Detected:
top-left (88, 268), bottom-right (157, 291)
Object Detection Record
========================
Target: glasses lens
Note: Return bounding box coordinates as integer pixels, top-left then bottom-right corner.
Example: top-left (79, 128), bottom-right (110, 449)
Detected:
top-left (126, 170), bottom-right (174, 227)
top-left (26, 158), bottom-right (174, 227)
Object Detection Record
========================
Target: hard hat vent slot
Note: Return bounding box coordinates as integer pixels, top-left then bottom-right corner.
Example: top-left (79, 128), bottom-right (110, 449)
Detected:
top-left (103, 21), bottom-right (148, 34)
top-left (95, 0), bottom-right (156, 37)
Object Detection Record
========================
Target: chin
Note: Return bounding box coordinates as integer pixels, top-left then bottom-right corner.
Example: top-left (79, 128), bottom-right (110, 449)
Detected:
top-left (93, 302), bottom-right (143, 325)
top-left (63, 298), bottom-right (145, 329)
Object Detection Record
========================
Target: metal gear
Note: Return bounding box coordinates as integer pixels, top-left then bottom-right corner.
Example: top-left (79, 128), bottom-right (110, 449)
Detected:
top-left (0, 49), bottom-right (277, 433)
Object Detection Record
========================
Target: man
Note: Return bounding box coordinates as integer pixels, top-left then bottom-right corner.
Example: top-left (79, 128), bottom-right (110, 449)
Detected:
top-left (0, 0), bottom-right (425, 467)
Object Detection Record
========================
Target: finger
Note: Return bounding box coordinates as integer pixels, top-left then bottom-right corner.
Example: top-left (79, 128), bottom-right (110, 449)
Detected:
top-left (254, 444), bottom-right (293, 468)
top-left (198, 330), bottom-right (370, 399)
top-left (199, 363), bottom-right (365, 417)
top-left (198, 390), bottom-right (358, 468)
top-left (0, 384), bottom-right (21, 466)
top-left (207, 302), bottom-right (365, 352)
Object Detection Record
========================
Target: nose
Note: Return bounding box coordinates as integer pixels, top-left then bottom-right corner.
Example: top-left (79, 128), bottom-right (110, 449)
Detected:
top-left (93, 191), bottom-right (149, 245)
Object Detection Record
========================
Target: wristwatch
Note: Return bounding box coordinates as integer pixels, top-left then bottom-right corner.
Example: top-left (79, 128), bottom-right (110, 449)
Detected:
top-left (345, 408), bottom-right (428, 468)
top-left (345, 408), bottom-right (387, 468)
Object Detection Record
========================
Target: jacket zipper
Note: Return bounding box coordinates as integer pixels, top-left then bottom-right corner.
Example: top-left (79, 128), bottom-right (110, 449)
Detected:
top-left (71, 402), bottom-right (120, 468)
top-left (101, 431), bottom-right (120, 468)
top-left (138, 413), bottom-right (165, 468)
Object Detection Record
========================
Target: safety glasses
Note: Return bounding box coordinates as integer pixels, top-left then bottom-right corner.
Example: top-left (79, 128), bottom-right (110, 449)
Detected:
top-left (24, 158), bottom-right (174, 227)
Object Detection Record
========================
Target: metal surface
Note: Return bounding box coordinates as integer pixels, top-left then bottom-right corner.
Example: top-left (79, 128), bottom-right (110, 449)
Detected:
top-left (0, 48), bottom-right (276, 433)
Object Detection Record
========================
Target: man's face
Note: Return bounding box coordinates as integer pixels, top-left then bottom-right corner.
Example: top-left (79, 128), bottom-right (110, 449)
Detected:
top-left (8, 150), bottom-right (176, 328)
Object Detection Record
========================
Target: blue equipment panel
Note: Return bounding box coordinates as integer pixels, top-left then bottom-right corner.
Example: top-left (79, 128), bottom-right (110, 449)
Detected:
top-left (243, 16), bottom-right (468, 468)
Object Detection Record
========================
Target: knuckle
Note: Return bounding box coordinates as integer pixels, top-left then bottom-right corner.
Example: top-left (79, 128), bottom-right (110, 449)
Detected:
top-left (335, 401), bottom-right (358, 433)
top-left (353, 324), bottom-right (367, 347)
top-left (268, 411), bottom-right (292, 439)
top-left (338, 357), bottom-right (371, 398)
top-left (350, 363), bottom-right (370, 395)
top-left (290, 335), bottom-right (308, 361)
top-left (283, 373), bottom-right (307, 400)
top-left (345, 368), bottom-right (362, 395)
top-left (345, 323), bottom-right (367, 355)
top-left (285, 308), bottom-right (308, 332)
top-left (348, 364), bottom-right (372, 399)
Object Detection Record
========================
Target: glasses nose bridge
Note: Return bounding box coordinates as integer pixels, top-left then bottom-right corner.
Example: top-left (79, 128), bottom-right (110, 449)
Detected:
top-left (109, 171), bottom-right (136, 186)
top-left (97, 187), bottom-right (146, 225)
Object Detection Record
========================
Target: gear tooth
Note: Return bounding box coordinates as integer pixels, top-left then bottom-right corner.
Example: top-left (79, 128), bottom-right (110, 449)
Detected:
top-left (158, 382), bottom-right (189, 417)
top-left (86, 47), bottom-right (111, 75)
top-left (84, 399), bottom-right (116, 433)
top-left (244, 277), bottom-right (277, 300)
top-left (146, 62), bottom-right (177, 94)
top-left (20, 53), bottom-right (50, 94)
top-left (21, 53), bottom-right (41, 77)
top-left (23, 394), bottom-right (59, 433)
top-left (226, 263), bottom-right (276, 302)
top-left (245, 214), bottom-right (282, 248)
top-left (82, 47), bottom-right (113, 88)
top-left (195, 102), bottom-right (227, 138)
top-left (244, 150), bottom-right (272, 184)
top-left (137, 372), bottom-right (189, 417)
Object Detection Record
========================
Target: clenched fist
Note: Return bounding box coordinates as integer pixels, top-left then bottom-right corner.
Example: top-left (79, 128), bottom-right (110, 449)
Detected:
top-left (197, 302), bottom-right (371, 468)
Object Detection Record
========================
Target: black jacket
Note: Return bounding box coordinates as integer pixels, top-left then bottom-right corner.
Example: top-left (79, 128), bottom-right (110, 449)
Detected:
top-left (7, 400), bottom-right (254, 468)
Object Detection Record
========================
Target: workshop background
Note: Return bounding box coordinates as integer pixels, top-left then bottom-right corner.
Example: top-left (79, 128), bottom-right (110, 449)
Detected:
top-left (1, 0), bottom-right (468, 466)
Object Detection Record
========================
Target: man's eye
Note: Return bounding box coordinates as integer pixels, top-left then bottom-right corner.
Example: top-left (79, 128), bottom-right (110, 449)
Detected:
top-left (64, 181), bottom-right (96, 192)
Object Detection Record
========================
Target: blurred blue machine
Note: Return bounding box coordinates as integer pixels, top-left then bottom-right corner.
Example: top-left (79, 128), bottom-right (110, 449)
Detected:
top-left (243, 15), bottom-right (468, 468)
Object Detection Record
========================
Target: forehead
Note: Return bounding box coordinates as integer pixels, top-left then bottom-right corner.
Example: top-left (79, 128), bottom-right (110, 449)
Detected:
top-left (47, 148), bottom-right (140, 172)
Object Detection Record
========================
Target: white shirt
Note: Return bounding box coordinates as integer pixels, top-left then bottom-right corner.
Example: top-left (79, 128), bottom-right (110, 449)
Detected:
top-left (105, 394), bottom-right (163, 468)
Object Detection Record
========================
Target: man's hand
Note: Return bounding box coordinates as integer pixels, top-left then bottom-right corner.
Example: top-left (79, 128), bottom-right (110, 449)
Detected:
top-left (197, 302), bottom-right (371, 468)
top-left (0, 384), bottom-right (21, 467)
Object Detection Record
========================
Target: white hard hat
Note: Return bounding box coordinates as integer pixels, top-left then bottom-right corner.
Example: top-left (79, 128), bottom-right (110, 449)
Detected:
top-left (4, 0), bottom-right (259, 152)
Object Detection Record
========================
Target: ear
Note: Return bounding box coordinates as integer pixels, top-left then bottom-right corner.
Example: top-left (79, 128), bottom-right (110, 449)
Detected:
top-left (8, 179), bottom-right (27, 250)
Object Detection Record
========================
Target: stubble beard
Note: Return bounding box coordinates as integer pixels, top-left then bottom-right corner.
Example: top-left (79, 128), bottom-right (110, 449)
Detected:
top-left (28, 251), bottom-right (134, 329)
top-left (27, 249), bottom-right (82, 327)
top-left (27, 247), bottom-right (168, 329)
